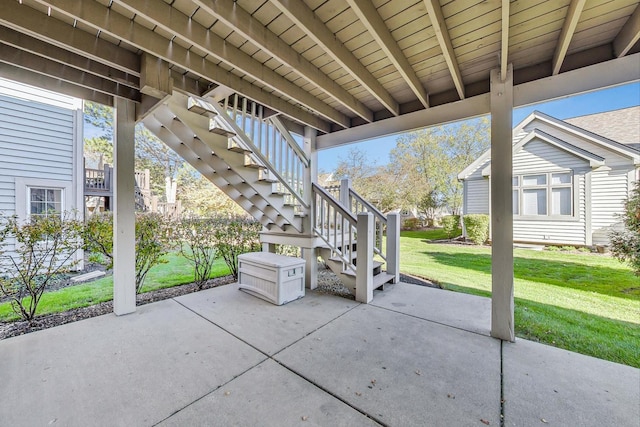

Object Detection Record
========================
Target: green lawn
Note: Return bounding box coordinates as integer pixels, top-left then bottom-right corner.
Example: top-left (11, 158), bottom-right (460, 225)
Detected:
top-left (400, 229), bottom-right (640, 368)
top-left (2, 231), bottom-right (638, 367)
top-left (0, 253), bottom-right (231, 322)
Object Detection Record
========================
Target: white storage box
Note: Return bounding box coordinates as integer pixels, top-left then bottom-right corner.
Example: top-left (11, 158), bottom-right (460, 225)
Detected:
top-left (238, 252), bottom-right (305, 305)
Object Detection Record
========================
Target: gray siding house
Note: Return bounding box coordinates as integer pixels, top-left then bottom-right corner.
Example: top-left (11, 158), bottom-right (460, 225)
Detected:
top-left (458, 108), bottom-right (640, 246)
top-left (0, 78), bottom-right (84, 261)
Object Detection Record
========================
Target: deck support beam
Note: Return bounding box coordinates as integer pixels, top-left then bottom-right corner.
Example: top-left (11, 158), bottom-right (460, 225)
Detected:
top-left (303, 126), bottom-right (318, 290)
top-left (490, 65), bottom-right (515, 342)
top-left (113, 97), bottom-right (137, 316)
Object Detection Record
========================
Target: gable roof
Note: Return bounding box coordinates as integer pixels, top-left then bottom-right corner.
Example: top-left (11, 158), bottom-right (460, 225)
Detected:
top-left (459, 109), bottom-right (640, 180)
top-left (479, 130), bottom-right (605, 177)
top-left (517, 110), bottom-right (640, 163)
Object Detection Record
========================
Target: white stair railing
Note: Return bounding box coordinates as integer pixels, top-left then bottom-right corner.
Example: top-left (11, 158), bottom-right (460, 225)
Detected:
top-left (210, 94), bottom-right (310, 209)
top-left (313, 183), bottom-right (382, 303)
top-left (312, 183), bottom-right (357, 274)
top-left (337, 179), bottom-right (400, 283)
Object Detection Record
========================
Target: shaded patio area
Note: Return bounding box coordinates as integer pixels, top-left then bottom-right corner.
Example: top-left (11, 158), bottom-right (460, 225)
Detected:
top-left (0, 283), bottom-right (637, 426)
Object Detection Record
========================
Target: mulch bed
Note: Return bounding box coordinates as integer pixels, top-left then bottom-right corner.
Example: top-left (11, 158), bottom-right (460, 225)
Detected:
top-left (0, 275), bottom-right (235, 341)
top-left (0, 268), bottom-right (438, 341)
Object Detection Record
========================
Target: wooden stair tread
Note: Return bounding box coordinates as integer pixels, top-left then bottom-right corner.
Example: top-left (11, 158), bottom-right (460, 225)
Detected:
top-left (210, 126), bottom-right (236, 137)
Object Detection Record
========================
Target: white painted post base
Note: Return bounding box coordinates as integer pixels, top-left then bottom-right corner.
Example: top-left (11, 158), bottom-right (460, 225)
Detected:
top-left (262, 242), bottom-right (277, 253)
top-left (386, 212), bottom-right (400, 284)
top-left (303, 247), bottom-right (318, 289)
top-left (356, 212), bottom-right (374, 303)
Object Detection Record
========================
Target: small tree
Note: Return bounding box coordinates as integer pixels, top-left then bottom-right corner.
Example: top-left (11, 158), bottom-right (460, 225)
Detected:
top-left (213, 215), bottom-right (261, 279)
top-left (83, 212), bottom-right (114, 268)
top-left (176, 216), bottom-right (217, 289)
top-left (83, 212), bottom-right (171, 292)
top-left (0, 213), bottom-right (83, 321)
top-left (610, 182), bottom-right (640, 275)
top-left (135, 213), bottom-right (171, 293)
top-left (417, 190), bottom-right (442, 227)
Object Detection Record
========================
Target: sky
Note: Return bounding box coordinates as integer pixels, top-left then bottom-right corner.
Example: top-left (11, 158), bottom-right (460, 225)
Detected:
top-left (317, 81), bottom-right (640, 173)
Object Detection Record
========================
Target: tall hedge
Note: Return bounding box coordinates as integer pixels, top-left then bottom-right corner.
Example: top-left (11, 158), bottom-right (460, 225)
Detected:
top-left (442, 215), bottom-right (461, 238)
top-left (463, 214), bottom-right (489, 245)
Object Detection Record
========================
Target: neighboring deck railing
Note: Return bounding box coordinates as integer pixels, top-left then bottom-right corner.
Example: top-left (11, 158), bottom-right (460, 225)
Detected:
top-left (84, 164), bottom-right (152, 212)
top-left (84, 165), bottom-right (112, 195)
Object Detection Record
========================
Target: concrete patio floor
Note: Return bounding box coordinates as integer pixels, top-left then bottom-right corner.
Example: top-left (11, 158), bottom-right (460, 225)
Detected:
top-left (0, 282), bottom-right (638, 426)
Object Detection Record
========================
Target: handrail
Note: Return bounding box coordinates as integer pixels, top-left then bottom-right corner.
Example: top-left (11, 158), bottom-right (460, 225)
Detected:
top-left (269, 116), bottom-right (310, 168)
top-left (313, 183), bottom-right (357, 222)
top-left (348, 187), bottom-right (387, 261)
top-left (207, 96), bottom-right (309, 209)
top-left (312, 183), bottom-right (357, 274)
top-left (349, 189), bottom-right (385, 220)
top-left (323, 184), bottom-right (340, 199)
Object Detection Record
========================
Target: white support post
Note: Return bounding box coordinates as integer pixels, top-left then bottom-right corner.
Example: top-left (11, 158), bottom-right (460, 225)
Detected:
top-left (356, 212), bottom-right (374, 303)
top-left (386, 212), bottom-right (400, 284)
top-left (490, 65), bottom-right (515, 341)
top-left (113, 98), bottom-right (137, 316)
top-left (339, 178), bottom-right (351, 210)
top-left (262, 242), bottom-right (277, 253)
top-left (303, 126), bottom-right (318, 289)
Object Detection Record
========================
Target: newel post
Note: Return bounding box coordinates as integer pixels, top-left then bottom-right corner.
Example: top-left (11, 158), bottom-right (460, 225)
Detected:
top-left (386, 212), bottom-right (400, 284)
top-left (339, 178), bottom-right (351, 209)
top-left (356, 212), bottom-right (374, 303)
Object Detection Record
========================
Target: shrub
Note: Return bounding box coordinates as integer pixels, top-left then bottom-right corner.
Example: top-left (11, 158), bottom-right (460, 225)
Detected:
top-left (276, 244), bottom-right (301, 257)
top-left (463, 214), bottom-right (490, 245)
top-left (176, 216), bottom-right (217, 289)
top-left (83, 212), bottom-right (171, 292)
top-left (212, 215), bottom-right (261, 279)
top-left (610, 181), bottom-right (640, 275)
top-left (135, 213), bottom-right (171, 293)
top-left (442, 215), bottom-right (461, 238)
top-left (83, 212), bottom-right (114, 268)
top-left (402, 218), bottom-right (421, 231)
top-left (0, 213), bottom-right (83, 320)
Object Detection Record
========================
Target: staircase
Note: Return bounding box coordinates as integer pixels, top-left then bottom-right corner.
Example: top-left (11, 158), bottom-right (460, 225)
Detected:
top-left (142, 91), bottom-right (400, 303)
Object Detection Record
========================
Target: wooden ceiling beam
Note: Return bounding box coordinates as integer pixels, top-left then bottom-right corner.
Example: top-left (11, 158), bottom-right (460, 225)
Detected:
top-left (500, 0), bottom-right (510, 80)
top-left (614, 5), bottom-right (640, 57)
top-left (27, 0), bottom-right (330, 132)
top-left (552, 0), bottom-right (587, 75)
top-left (346, 0), bottom-right (429, 109)
top-left (0, 2), bottom-right (139, 76)
top-left (193, 0), bottom-right (373, 123)
top-left (109, 0), bottom-right (349, 129)
top-left (270, 0), bottom-right (400, 116)
top-left (0, 25), bottom-right (139, 90)
top-left (0, 63), bottom-right (113, 106)
top-left (423, 0), bottom-right (465, 100)
top-left (0, 43), bottom-right (140, 101)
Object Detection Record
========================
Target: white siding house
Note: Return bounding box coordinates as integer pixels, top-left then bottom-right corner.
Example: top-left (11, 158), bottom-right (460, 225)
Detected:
top-left (458, 109), bottom-right (640, 246)
top-left (0, 78), bottom-right (84, 261)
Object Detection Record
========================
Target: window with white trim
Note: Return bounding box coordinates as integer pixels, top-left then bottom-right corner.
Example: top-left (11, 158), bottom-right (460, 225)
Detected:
top-left (513, 171), bottom-right (573, 217)
top-left (14, 178), bottom-right (73, 224)
top-left (29, 187), bottom-right (63, 219)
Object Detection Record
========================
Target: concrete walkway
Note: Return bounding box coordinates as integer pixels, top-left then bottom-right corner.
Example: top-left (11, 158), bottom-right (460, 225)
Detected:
top-left (0, 283), bottom-right (637, 426)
